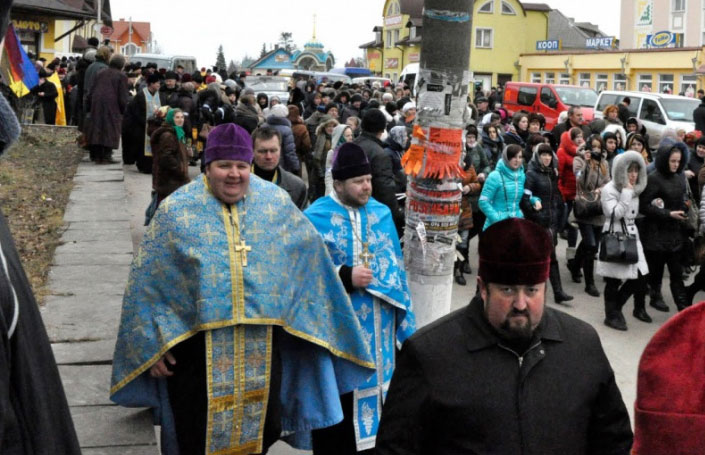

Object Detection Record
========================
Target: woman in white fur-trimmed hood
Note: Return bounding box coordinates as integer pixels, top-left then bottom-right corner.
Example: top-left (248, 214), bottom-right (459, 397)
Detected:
top-left (596, 150), bottom-right (649, 331)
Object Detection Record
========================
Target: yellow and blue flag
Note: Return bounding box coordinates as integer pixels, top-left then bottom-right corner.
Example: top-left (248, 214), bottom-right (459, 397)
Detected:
top-left (0, 24), bottom-right (39, 97)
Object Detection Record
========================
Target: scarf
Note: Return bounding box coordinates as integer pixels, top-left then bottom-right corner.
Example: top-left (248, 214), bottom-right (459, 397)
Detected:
top-left (165, 109), bottom-right (185, 143)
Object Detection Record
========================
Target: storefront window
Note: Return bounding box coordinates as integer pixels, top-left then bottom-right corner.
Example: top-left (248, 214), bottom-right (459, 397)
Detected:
top-left (595, 74), bottom-right (608, 92)
top-left (531, 72), bottom-right (541, 83)
top-left (578, 73), bottom-right (591, 88)
top-left (613, 73), bottom-right (627, 91)
top-left (658, 74), bottom-right (674, 93)
top-left (559, 73), bottom-right (571, 85)
top-left (680, 74), bottom-right (698, 97)
top-left (638, 74), bottom-right (653, 92)
top-left (544, 72), bottom-right (555, 84)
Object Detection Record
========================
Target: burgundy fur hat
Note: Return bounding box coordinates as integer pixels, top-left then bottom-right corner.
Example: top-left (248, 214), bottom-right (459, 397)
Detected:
top-left (478, 218), bottom-right (552, 285)
top-left (633, 302), bottom-right (705, 454)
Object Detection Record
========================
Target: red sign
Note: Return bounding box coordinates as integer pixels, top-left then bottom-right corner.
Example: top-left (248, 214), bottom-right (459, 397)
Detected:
top-left (409, 52), bottom-right (420, 63)
top-left (100, 25), bottom-right (113, 36)
top-left (385, 58), bottom-right (399, 69)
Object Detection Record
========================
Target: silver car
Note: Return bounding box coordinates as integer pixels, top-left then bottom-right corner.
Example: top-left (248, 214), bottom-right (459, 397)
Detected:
top-left (594, 90), bottom-right (700, 149)
top-left (244, 76), bottom-right (290, 104)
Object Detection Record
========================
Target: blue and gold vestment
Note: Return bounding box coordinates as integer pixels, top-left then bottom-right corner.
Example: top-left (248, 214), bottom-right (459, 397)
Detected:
top-left (110, 175), bottom-right (374, 454)
top-left (305, 194), bottom-right (415, 451)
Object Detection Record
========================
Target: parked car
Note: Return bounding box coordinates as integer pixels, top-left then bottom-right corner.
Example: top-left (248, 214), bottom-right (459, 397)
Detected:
top-left (314, 72), bottom-right (352, 85)
top-left (130, 53), bottom-right (197, 73)
top-left (594, 90), bottom-right (700, 148)
top-left (503, 82), bottom-right (597, 131)
top-left (244, 76), bottom-right (290, 103)
top-left (352, 76), bottom-right (392, 87)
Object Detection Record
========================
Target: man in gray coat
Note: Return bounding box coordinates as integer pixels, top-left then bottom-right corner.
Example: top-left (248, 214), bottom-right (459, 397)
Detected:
top-left (252, 126), bottom-right (307, 209)
top-left (376, 218), bottom-right (633, 455)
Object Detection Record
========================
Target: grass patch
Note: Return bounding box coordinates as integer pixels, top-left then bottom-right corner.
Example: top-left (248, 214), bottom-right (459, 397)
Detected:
top-left (0, 132), bottom-right (84, 304)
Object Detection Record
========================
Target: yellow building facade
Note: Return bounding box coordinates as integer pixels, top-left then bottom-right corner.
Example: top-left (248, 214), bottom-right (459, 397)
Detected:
top-left (519, 47), bottom-right (704, 95)
top-left (363, 0), bottom-right (550, 89)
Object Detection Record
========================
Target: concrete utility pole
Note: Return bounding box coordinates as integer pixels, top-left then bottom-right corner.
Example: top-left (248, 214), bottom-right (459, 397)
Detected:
top-left (402, 0), bottom-right (473, 328)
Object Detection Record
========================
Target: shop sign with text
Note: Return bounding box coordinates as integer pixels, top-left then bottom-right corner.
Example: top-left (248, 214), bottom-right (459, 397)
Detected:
top-left (12, 19), bottom-right (49, 33)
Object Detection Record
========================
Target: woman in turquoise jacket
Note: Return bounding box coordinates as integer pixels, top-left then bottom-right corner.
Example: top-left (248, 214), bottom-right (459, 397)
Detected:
top-left (479, 144), bottom-right (537, 230)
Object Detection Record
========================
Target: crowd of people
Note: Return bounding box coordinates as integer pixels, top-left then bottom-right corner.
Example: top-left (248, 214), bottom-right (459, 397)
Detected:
top-left (3, 17), bottom-right (705, 451)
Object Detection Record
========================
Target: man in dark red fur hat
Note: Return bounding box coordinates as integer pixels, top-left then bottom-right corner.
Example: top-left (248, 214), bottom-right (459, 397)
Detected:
top-left (633, 302), bottom-right (705, 455)
top-left (376, 218), bottom-right (633, 455)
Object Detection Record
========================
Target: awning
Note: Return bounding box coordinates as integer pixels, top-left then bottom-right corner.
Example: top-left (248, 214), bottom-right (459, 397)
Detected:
top-left (13, 0), bottom-right (112, 25)
top-left (71, 34), bottom-right (87, 52)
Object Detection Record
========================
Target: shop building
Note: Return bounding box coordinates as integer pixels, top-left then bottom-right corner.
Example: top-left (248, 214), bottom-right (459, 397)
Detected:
top-left (620, 0), bottom-right (705, 49)
top-left (11, 0), bottom-right (112, 60)
top-left (361, 0), bottom-right (607, 91)
top-left (519, 46), bottom-right (703, 95)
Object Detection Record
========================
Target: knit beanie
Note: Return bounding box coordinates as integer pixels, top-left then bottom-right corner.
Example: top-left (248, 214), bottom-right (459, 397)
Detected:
top-left (204, 124), bottom-right (253, 165)
top-left (332, 143), bottom-right (371, 181)
top-left (479, 218), bottom-right (552, 285)
top-left (633, 302), bottom-right (705, 454)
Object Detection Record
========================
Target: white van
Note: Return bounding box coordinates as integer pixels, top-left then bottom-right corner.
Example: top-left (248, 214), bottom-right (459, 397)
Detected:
top-left (594, 90), bottom-right (700, 148)
top-left (130, 53), bottom-right (198, 73)
top-left (399, 63), bottom-right (419, 95)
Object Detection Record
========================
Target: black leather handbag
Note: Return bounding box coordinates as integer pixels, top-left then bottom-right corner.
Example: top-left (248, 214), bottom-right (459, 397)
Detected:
top-left (599, 209), bottom-right (639, 264)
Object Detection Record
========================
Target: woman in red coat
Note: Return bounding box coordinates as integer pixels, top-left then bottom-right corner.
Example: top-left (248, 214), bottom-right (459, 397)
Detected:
top-left (557, 128), bottom-right (583, 280)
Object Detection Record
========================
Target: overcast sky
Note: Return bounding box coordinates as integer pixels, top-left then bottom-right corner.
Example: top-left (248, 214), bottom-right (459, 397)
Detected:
top-left (110, 1), bottom-right (620, 68)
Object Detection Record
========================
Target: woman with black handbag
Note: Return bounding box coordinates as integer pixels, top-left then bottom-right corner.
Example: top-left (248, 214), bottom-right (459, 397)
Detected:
top-left (640, 142), bottom-right (691, 313)
top-left (596, 151), bottom-right (649, 331)
top-left (572, 134), bottom-right (611, 297)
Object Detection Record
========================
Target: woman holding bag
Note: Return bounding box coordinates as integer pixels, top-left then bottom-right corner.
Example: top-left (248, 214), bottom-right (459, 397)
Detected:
top-left (572, 134), bottom-right (611, 297)
top-left (596, 151), bottom-right (649, 331)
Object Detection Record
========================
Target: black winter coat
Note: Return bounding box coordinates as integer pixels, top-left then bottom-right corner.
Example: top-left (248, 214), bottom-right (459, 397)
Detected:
top-left (522, 154), bottom-right (563, 230)
top-left (354, 132), bottom-right (404, 236)
top-left (376, 296), bottom-right (633, 455)
top-left (383, 138), bottom-right (407, 193)
top-left (694, 101), bottom-right (705, 133)
top-left (639, 144), bottom-right (689, 252)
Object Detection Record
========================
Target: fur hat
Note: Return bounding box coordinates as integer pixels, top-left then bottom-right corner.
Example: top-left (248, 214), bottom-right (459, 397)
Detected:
top-left (633, 302), bottom-right (705, 455)
top-left (270, 104), bottom-right (289, 118)
top-left (204, 124), bottom-right (253, 165)
top-left (332, 143), bottom-right (371, 181)
top-left (479, 218), bottom-right (552, 285)
top-left (362, 109), bottom-right (388, 134)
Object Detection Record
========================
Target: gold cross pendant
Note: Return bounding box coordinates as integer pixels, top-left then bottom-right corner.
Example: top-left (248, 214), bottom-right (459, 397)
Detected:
top-left (360, 242), bottom-right (374, 268)
top-left (235, 240), bottom-right (252, 267)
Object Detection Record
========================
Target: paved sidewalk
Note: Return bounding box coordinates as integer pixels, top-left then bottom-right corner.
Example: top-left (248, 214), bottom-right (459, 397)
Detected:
top-left (41, 157), bottom-right (158, 454)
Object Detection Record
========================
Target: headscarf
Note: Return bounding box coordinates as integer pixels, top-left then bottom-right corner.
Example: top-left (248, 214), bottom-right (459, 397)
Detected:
top-left (389, 126), bottom-right (407, 149)
top-left (165, 109), bottom-right (185, 143)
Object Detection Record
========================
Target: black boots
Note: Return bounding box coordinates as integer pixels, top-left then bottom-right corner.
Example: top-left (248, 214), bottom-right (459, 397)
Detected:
top-left (583, 256), bottom-right (600, 297)
top-left (632, 293), bottom-right (652, 323)
top-left (604, 299), bottom-right (627, 331)
top-left (566, 246), bottom-right (582, 283)
top-left (604, 283), bottom-right (627, 331)
top-left (567, 258), bottom-right (582, 283)
top-left (550, 262), bottom-right (573, 304)
top-left (454, 260), bottom-right (466, 286)
top-left (649, 288), bottom-right (669, 312)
